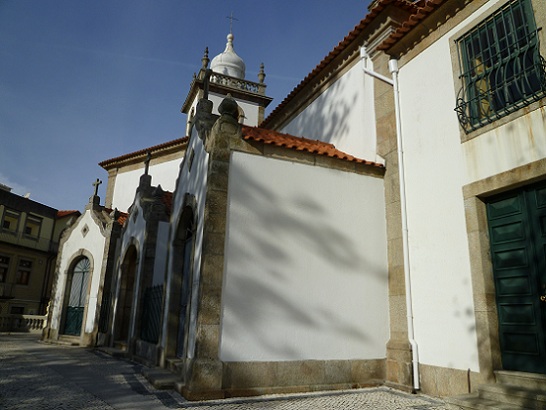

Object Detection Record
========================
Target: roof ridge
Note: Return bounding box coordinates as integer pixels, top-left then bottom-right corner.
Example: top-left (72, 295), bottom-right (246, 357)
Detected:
top-left (99, 136), bottom-right (189, 168)
top-left (261, 0), bottom-right (418, 128)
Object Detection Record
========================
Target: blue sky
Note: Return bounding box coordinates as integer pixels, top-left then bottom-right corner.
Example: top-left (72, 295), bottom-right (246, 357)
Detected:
top-left (1, 0), bottom-right (371, 211)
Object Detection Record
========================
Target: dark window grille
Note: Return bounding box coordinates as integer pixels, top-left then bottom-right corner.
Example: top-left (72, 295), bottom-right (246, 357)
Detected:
top-left (140, 284), bottom-right (163, 344)
top-left (455, 0), bottom-right (546, 132)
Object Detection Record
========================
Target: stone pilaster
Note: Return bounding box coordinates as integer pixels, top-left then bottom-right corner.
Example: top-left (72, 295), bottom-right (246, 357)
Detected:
top-left (372, 46), bottom-right (413, 390)
top-left (183, 97), bottom-right (240, 400)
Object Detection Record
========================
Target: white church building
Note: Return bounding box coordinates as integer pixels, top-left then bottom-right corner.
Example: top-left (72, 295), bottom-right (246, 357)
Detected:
top-left (45, 0), bottom-right (546, 407)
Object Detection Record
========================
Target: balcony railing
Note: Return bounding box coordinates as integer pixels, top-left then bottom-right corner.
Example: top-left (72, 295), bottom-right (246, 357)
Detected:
top-left (0, 314), bottom-right (47, 333)
top-left (209, 72), bottom-right (266, 95)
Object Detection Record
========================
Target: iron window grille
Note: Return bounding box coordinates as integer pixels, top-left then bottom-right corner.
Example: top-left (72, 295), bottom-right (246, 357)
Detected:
top-left (455, 0), bottom-right (546, 133)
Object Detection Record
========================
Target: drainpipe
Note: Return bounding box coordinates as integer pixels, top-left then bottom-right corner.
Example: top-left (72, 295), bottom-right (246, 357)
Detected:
top-left (360, 47), bottom-right (420, 391)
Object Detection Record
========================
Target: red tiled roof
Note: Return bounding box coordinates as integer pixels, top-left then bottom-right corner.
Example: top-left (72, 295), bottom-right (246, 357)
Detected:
top-left (99, 137), bottom-right (189, 169)
top-left (377, 0), bottom-right (448, 51)
top-left (261, 0), bottom-right (418, 128)
top-left (57, 210), bottom-right (81, 218)
top-left (241, 126), bottom-right (384, 168)
top-left (104, 208), bottom-right (129, 225)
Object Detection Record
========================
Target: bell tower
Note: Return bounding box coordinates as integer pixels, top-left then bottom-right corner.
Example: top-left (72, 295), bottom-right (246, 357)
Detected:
top-left (181, 30), bottom-right (272, 128)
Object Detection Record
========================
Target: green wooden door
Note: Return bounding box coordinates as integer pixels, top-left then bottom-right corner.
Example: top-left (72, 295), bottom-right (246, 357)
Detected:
top-left (62, 258), bottom-right (90, 336)
top-left (487, 184), bottom-right (546, 374)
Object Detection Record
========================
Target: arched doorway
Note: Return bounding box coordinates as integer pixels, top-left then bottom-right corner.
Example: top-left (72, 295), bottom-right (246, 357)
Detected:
top-left (175, 207), bottom-right (196, 359)
top-left (115, 245), bottom-right (138, 343)
top-left (62, 257), bottom-right (91, 335)
top-left (163, 197), bottom-right (198, 367)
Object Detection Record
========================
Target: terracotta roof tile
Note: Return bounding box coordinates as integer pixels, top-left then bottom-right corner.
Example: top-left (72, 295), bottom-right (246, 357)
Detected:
top-left (99, 137), bottom-right (188, 169)
top-left (57, 210), bottom-right (81, 218)
top-left (104, 207), bottom-right (129, 225)
top-left (261, 0), bottom-right (418, 128)
top-left (377, 0), bottom-right (448, 51)
top-left (241, 126), bottom-right (384, 168)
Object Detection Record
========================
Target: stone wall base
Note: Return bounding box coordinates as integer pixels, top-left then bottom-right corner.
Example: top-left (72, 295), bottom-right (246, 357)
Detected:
top-left (133, 339), bottom-right (160, 366)
top-left (182, 358), bottom-right (385, 401)
top-left (386, 339), bottom-right (413, 390)
top-left (418, 363), bottom-right (488, 397)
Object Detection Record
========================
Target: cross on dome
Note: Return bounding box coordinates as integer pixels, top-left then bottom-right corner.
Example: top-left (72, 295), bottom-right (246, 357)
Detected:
top-left (210, 16), bottom-right (246, 80)
top-left (227, 12), bottom-right (238, 34)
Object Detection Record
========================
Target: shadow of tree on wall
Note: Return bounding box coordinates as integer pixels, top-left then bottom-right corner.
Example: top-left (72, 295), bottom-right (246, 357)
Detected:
top-left (281, 69), bottom-right (361, 155)
top-left (220, 150), bottom-right (388, 362)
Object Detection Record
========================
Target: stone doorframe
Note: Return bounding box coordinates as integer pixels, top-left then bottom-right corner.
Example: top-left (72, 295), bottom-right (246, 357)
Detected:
top-left (463, 158), bottom-right (546, 382)
top-left (59, 249), bottom-right (95, 345)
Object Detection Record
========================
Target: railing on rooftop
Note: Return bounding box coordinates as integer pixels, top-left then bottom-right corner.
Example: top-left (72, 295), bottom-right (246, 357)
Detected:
top-left (209, 72), bottom-right (267, 95)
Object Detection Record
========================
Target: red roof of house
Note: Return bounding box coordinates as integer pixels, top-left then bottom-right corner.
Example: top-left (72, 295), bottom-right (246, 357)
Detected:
top-left (261, 0), bottom-right (418, 128)
top-left (104, 208), bottom-right (129, 225)
top-left (241, 126), bottom-right (384, 168)
top-left (57, 210), bottom-right (81, 218)
top-left (98, 137), bottom-right (188, 169)
top-left (378, 0), bottom-right (448, 51)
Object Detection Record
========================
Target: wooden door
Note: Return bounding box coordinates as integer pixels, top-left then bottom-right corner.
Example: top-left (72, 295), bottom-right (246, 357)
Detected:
top-left (487, 183), bottom-right (546, 374)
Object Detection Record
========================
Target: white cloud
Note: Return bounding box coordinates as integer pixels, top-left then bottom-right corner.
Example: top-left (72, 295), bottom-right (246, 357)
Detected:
top-left (0, 172), bottom-right (30, 197)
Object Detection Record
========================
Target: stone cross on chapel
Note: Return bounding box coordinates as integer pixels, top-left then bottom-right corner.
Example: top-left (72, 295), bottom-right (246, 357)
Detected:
top-left (92, 178), bottom-right (102, 196)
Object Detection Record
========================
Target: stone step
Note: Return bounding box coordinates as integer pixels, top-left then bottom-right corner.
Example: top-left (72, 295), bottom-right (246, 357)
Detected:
top-left (56, 335), bottom-right (80, 346)
top-left (95, 346), bottom-right (127, 359)
top-left (113, 340), bottom-right (128, 351)
top-left (495, 370), bottom-right (546, 391)
top-left (141, 367), bottom-right (179, 390)
top-left (479, 383), bottom-right (546, 409)
top-left (165, 357), bottom-right (185, 377)
top-left (446, 393), bottom-right (525, 410)
top-left (446, 370), bottom-right (546, 410)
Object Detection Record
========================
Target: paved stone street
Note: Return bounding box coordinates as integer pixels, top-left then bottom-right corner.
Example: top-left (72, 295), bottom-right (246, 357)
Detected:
top-left (0, 333), bottom-right (447, 409)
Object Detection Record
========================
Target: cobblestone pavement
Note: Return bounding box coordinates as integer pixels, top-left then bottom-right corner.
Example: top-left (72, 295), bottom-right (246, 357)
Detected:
top-left (0, 333), bottom-right (448, 410)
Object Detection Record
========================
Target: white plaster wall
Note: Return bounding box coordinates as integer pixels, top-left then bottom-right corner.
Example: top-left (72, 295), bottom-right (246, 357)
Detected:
top-left (50, 210), bottom-right (106, 334)
top-left (394, 1), bottom-right (515, 372)
top-left (220, 152), bottom-right (389, 362)
top-left (280, 62), bottom-right (378, 162)
top-left (398, 0), bottom-right (546, 372)
top-left (162, 126), bottom-right (209, 359)
top-left (111, 159), bottom-right (182, 212)
top-left (464, 107), bottom-right (546, 182)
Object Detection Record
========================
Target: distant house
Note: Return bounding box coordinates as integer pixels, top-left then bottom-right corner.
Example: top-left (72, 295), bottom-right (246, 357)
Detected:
top-left (0, 186), bottom-right (79, 319)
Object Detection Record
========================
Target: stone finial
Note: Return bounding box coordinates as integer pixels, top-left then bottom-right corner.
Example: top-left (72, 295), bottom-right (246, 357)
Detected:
top-left (203, 68), bottom-right (213, 100)
top-left (218, 93), bottom-right (239, 120)
top-left (201, 47), bottom-right (210, 69)
top-left (109, 207), bottom-right (120, 221)
top-left (258, 63), bottom-right (265, 84)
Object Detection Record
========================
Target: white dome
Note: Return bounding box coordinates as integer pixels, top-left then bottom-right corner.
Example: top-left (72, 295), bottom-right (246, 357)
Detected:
top-left (210, 33), bottom-right (246, 79)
